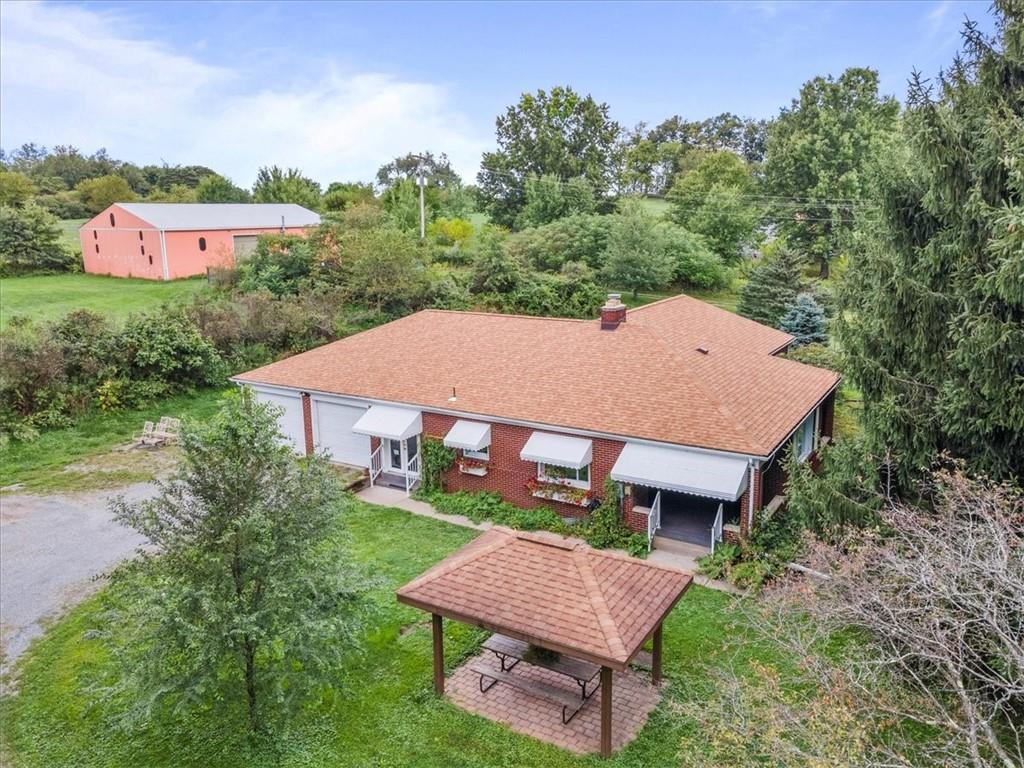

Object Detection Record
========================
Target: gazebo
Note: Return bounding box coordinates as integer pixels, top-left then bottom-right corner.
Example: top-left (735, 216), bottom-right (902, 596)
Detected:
top-left (396, 527), bottom-right (693, 757)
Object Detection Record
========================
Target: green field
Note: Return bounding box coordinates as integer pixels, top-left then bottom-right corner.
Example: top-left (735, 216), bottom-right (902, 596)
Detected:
top-left (58, 218), bottom-right (88, 255)
top-left (0, 273), bottom-right (208, 329)
top-left (0, 499), bottom-right (799, 768)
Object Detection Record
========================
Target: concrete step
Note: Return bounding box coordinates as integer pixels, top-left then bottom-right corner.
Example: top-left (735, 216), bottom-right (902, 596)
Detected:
top-left (651, 536), bottom-right (710, 560)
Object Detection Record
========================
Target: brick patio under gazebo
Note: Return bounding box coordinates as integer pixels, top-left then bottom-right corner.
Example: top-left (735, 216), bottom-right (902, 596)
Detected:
top-left (396, 527), bottom-right (693, 757)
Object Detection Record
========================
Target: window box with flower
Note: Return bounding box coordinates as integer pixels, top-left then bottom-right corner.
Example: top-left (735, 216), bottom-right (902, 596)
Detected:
top-left (457, 454), bottom-right (489, 476)
top-left (525, 477), bottom-right (595, 507)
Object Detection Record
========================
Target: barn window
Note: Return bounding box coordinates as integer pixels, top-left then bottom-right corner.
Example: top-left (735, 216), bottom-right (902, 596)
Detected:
top-left (93, 230), bottom-right (98, 240)
top-left (95, 244), bottom-right (99, 254)
top-left (198, 237), bottom-right (207, 251)
top-left (139, 231), bottom-right (143, 241)
top-left (109, 213), bottom-right (115, 227)
top-left (140, 245), bottom-right (145, 255)
top-left (148, 254), bottom-right (153, 266)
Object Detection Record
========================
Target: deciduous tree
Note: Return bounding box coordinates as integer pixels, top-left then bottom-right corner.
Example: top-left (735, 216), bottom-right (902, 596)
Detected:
top-left (763, 68), bottom-right (899, 276)
top-left (252, 166), bottom-right (322, 210)
top-left (601, 202), bottom-right (674, 298)
top-left (477, 86), bottom-right (620, 227)
top-left (75, 173), bottom-right (136, 214)
top-left (111, 390), bottom-right (363, 733)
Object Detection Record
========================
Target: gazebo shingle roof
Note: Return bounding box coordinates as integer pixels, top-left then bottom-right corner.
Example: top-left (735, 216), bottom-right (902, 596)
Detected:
top-left (396, 528), bottom-right (692, 669)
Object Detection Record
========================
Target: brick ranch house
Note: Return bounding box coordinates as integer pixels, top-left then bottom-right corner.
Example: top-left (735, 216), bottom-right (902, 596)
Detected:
top-left (234, 294), bottom-right (840, 552)
top-left (80, 203), bottom-right (321, 280)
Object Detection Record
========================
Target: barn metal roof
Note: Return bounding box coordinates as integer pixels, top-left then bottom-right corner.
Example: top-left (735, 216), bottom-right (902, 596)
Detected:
top-left (113, 203), bottom-right (321, 231)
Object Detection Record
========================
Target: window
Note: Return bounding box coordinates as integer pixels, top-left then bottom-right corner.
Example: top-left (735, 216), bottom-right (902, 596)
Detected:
top-left (140, 245), bottom-right (145, 255)
top-left (139, 231), bottom-right (143, 241)
top-left (793, 410), bottom-right (817, 462)
top-left (538, 462), bottom-right (590, 489)
top-left (95, 244), bottom-right (99, 254)
top-left (148, 254), bottom-right (153, 265)
top-left (464, 445), bottom-right (489, 461)
top-left (109, 213), bottom-right (115, 227)
top-left (93, 230), bottom-right (98, 240)
top-left (198, 237), bottom-right (207, 251)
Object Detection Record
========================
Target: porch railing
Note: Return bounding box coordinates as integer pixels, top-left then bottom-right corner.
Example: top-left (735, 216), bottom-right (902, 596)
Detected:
top-left (369, 444), bottom-right (383, 486)
top-left (405, 452), bottom-right (421, 496)
top-left (648, 491), bottom-right (662, 551)
top-left (711, 502), bottom-right (724, 553)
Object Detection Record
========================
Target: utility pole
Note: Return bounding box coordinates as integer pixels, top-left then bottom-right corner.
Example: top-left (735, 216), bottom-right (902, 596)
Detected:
top-left (415, 157), bottom-right (427, 240)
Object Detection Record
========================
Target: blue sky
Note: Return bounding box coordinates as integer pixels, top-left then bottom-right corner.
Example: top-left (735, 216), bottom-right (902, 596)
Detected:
top-left (0, 0), bottom-right (995, 187)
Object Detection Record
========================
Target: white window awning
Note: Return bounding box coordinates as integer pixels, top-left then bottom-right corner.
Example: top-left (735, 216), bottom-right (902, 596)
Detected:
top-left (443, 420), bottom-right (491, 451)
top-left (611, 443), bottom-right (749, 501)
top-left (351, 405), bottom-right (422, 442)
top-left (520, 432), bottom-right (593, 469)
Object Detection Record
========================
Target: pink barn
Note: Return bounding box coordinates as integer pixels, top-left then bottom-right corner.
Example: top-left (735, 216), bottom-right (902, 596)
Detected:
top-left (80, 203), bottom-right (321, 280)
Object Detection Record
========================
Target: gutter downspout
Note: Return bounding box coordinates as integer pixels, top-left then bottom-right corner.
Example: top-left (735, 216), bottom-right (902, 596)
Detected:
top-left (158, 229), bottom-right (169, 280)
top-left (747, 461), bottom-right (756, 532)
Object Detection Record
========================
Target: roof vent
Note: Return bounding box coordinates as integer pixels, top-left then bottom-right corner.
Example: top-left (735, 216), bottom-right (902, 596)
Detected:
top-left (448, 387), bottom-right (457, 403)
top-left (600, 293), bottom-right (626, 330)
top-left (697, 345), bottom-right (709, 355)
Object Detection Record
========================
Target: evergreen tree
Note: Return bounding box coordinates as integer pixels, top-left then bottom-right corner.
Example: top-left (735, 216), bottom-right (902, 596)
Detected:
top-left (838, 3), bottom-right (1023, 481)
top-left (111, 391), bottom-right (363, 734)
top-left (779, 293), bottom-right (828, 345)
top-left (737, 247), bottom-right (805, 327)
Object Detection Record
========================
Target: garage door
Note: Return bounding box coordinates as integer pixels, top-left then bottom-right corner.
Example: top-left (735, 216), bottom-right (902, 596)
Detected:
top-left (253, 390), bottom-right (305, 454)
top-left (314, 400), bottom-right (370, 467)
top-left (233, 235), bottom-right (259, 261)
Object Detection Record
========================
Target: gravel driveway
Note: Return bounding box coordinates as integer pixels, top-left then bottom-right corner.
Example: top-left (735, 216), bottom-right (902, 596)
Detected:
top-left (0, 483), bottom-right (153, 671)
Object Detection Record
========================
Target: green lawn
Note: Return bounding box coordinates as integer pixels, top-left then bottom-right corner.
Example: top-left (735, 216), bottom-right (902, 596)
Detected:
top-left (58, 218), bottom-right (87, 255)
top-left (607, 282), bottom-right (743, 313)
top-left (0, 501), bottom-right (794, 768)
top-left (0, 273), bottom-right (208, 329)
top-left (0, 388), bottom-right (229, 492)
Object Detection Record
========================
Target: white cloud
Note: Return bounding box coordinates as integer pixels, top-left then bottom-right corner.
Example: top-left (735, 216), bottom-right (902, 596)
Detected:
top-left (0, 1), bottom-right (489, 187)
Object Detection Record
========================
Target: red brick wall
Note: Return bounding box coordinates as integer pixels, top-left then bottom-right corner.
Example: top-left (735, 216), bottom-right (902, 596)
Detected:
top-left (737, 466), bottom-right (761, 537)
top-left (820, 390), bottom-right (835, 441)
top-left (421, 412), bottom-right (625, 519)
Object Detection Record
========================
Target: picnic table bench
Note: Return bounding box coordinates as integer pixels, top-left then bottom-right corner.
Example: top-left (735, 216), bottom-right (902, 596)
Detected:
top-left (468, 664), bottom-right (587, 724)
top-left (482, 633), bottom-right (602, 699)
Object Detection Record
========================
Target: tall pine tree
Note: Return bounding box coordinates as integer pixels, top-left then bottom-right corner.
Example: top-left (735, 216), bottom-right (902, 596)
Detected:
top-left (737, 246), bottom-right (805, 327)
top-left (838, 2), bottom-right (1023, 481)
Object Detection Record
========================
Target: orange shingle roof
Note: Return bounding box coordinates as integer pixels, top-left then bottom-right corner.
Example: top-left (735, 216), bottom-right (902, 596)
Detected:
top-left (396, 527), bottom-right (692, 669)
top-left (234, 294), bottom-right (840, 457)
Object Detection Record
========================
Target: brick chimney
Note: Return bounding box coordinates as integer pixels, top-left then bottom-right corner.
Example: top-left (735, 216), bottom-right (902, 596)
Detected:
top-left (600, 293), bottom-right (626, 330)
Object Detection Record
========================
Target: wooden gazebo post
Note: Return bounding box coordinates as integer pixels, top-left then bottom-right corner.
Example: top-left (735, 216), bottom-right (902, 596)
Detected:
top-left (432, 613), bottom-right (444, 695)
top-left (652, 622), bottom-right (663, 684)
top-left (600, 666), bottom-right (613, 758)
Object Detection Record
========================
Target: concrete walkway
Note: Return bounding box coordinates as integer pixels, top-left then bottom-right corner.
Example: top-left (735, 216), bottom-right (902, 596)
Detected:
top-left (354, 486), bottom-right (741, 595)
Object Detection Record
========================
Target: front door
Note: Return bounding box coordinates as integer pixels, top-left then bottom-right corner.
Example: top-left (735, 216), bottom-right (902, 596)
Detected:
top-left (387, 439), bottom-right (403, 472)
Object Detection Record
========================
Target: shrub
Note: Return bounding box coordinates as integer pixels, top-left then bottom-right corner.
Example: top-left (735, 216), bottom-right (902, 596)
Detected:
top-left (238, 234), bottom-right (317, 296)
top-left (428, 217), bottom-right (473, 246)
top-left (424, 490), bottom-right (569, 533)
top-left (696, 543), bottom-right (739, 580)
top-left (660, 223), bottom-right (731, 289)
top-left (0, 203), bottom-right (77, 276)
top-left (117, 313), bottom-right (225, 388)
top-left (504, 214), bottom-right (611, 272)
top-left (582, 477), bottom-right (647, 555)
top-left (728, 559), bottom-right (773, 591)
top-left (418, 437), bottom-right (455, 494)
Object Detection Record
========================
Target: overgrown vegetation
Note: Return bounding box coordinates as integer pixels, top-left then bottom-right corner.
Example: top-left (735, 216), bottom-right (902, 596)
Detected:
top-left (422, 478), bottom-right (647, 556)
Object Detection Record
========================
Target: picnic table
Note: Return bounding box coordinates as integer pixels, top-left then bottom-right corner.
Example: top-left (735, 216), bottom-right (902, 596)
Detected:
top-left (470, 633), bottom-right (603, 724)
